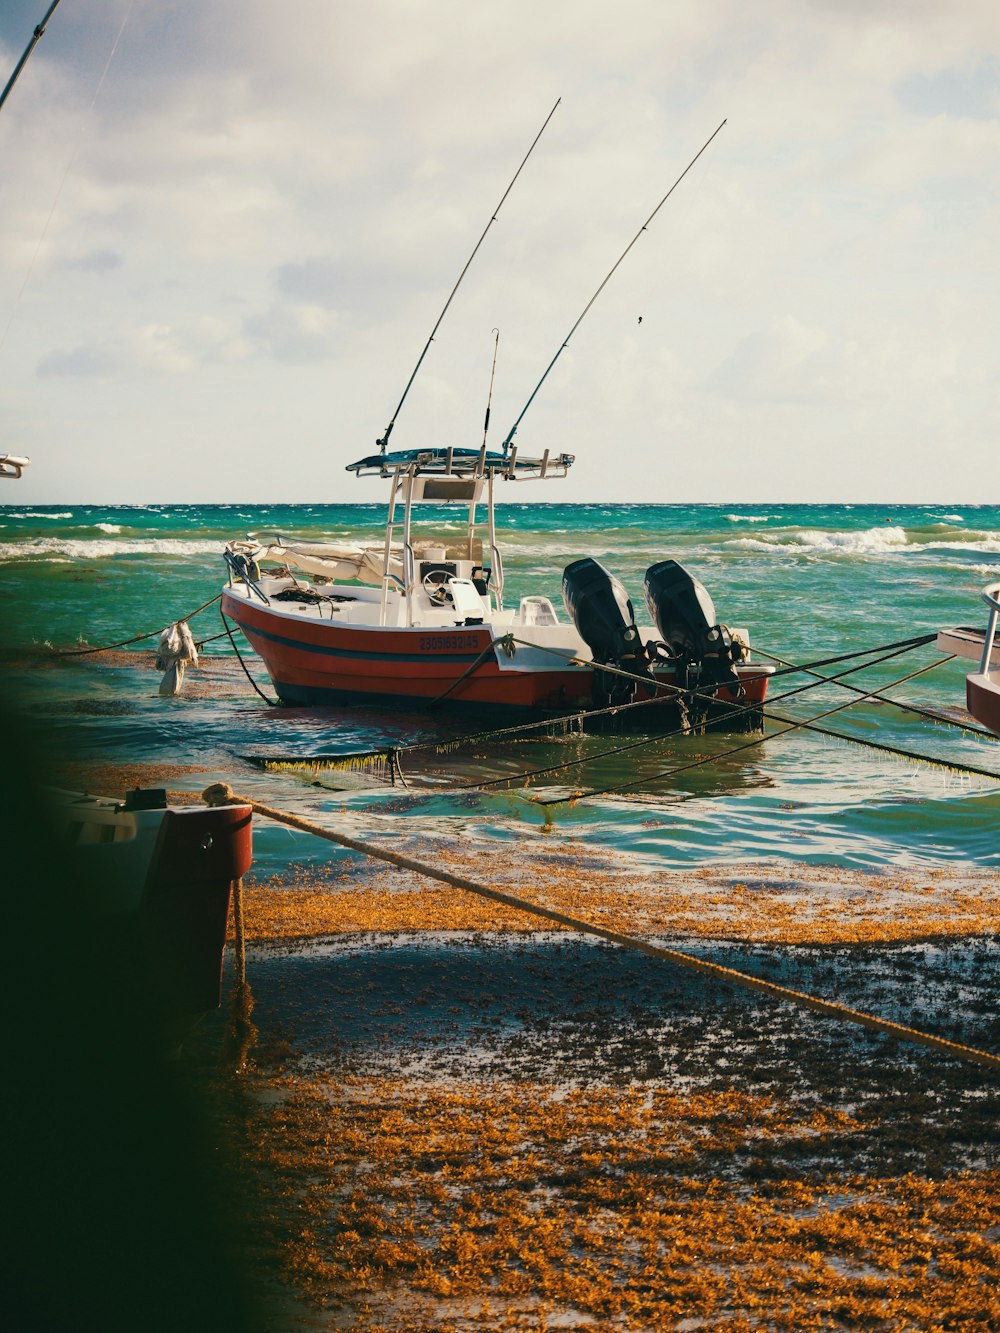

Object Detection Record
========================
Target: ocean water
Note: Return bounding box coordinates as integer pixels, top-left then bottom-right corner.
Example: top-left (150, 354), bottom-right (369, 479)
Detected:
top-left (1, 499), bottom-right (998, 876)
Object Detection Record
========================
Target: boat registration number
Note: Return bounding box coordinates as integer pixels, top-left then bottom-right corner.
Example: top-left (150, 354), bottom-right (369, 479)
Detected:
top-left (418, 633), bottom-right (483, 652)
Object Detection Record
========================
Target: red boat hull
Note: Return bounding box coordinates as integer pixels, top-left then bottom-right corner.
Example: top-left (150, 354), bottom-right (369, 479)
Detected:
top-left (222, 591), bottom-right (771, 716)
top-left (223, 590), bottom-right (591, 709)
top-left (138, 803), bottom-right (253, 1018)
top-left (967, 673), bottom-right (1000, 737)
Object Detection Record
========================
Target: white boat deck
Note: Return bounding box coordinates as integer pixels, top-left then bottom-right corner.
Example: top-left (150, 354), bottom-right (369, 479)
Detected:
top-left (936, 625), bottom-right (1000, 667)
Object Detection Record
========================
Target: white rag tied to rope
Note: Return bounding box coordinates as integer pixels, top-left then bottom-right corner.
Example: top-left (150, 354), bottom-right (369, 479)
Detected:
top-left (156, 620), bottom-right (198, 695)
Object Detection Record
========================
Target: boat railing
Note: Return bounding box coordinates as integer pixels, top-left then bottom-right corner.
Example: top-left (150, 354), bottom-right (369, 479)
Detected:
top-left (490, 542), bottom-right (505, 605)
top-left (979, 581), bottom-right (1000, 675)
top-left (224, 548), bottom-right (270, 606)
top-left (403, 541), bottom-right (416, 622)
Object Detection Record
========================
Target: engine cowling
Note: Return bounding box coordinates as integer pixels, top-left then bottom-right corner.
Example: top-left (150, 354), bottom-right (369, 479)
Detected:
top-left (643, 559), bottom-right (739, 685)
top-left (563, 558), bottom-right (646, 706)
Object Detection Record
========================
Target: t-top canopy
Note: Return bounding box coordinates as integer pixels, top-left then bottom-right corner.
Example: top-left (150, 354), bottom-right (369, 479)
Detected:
top-left (346, 445), bottom-right (574, 481)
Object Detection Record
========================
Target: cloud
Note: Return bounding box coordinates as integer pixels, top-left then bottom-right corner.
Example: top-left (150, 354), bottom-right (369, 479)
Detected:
top-left (709, 317), bottom-right (831, 404)
top-left (241, 301), bottom-right (342, 365)
top-left (57, 249), bottom-right (123, 274)
top-left (36, 345), bottom-right (115, 377)
top-left (2, 0), bottom-right (1000, 501)
top-left (134, 323), bottom-right (196, 375)
top-left (896, 56), bottom-right (1000, 121)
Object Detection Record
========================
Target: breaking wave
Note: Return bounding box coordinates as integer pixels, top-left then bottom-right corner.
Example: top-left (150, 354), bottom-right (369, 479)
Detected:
top-left (923, 538), bottom-right (1000, 555)
top-left (727, 524), bottom-right (1000, 562)
top-left (727, 526), bottom-right (911, 556)
top-left (6, 510), bottom-right (74, 520)
top-left (0, 537), bottom-right (222, 563)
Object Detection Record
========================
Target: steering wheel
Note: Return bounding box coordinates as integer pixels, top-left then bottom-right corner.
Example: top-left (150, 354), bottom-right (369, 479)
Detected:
top-left (422, 569), bottom-right (453, 604)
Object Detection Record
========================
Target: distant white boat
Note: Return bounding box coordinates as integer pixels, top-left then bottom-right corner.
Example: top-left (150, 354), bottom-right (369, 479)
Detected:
top-left (0, 454), bottom-right (30, 479)
top-left (937, 581), bottom-right (1000, 736)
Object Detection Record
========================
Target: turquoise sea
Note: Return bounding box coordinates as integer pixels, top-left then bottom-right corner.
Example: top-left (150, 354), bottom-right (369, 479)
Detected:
top-left (1, 500), bottom-right (998, 877)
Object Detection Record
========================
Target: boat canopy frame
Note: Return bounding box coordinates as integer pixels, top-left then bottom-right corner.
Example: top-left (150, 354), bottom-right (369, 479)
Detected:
top-left (346, 445), bottom-right (574, 626)
top-left (0, 453), bottom-right (30, 480)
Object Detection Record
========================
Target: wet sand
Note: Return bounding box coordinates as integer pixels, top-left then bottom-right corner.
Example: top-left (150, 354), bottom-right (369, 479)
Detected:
top-left (31, 649), bottom-right (1000, 1329)
top-left (181, 852), bottom-right (1000, 1332)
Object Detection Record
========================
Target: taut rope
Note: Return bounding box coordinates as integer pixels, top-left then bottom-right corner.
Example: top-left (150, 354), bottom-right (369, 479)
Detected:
top-left (202, 784), bottom-right (1000, 1075)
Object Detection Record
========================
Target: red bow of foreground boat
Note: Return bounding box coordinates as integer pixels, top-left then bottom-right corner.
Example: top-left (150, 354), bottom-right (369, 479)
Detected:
top-left (53, 788), bottom-right (253, 1031)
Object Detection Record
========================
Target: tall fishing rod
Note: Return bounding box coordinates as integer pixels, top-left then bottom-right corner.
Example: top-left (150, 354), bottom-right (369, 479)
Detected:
top-left (501, 117), bottom-right (727, 454)
top-left (481, 329), bottom-right (500, 448)
top-left (376, 96), bottom-right (561, 455)
top-left (0, 0), bottom-right (65, 115)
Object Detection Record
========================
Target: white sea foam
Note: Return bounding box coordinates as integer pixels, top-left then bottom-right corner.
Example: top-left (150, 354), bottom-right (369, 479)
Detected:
top-left (726, 526), bottom-right (910, 556)
top-left (726, 525), bottom-right (1000, 560)
top-left (0, 537), bottom-right (222, 562)
top-left (501, 541), bottom-right (599, 558)
top-left (725, 514), bottom-right (770, 523)
top-left (7, 510), bottom-right (74, 520)
top-left (923, 537), bottom-right (1000, 555)
top-left (93, 522), bottom-right (122, 534)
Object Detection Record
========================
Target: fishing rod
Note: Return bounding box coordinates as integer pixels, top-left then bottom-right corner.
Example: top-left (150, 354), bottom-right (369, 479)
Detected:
top-left (481, 329), bottom-right (500, 448)
top-left (0, 0), bottom-right (65, 115)
top-left (375, 96), bottom-right (561, 455)
top-left (501, 117), bottom-right (727, 454)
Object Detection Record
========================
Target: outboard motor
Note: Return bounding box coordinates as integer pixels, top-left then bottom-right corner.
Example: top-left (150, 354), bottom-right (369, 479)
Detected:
top-left (643, 559), bottom-right (741, 689)
top-left (562, 558), bottom-right (646, 706)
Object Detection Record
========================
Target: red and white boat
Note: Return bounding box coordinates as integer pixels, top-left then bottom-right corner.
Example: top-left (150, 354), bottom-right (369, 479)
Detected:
top-left (938, 581), bottom-right (1000, 736)
top-left (219, 116), bottom-right (767, 727)
top-left (221, 446), bottom-right (773, 729)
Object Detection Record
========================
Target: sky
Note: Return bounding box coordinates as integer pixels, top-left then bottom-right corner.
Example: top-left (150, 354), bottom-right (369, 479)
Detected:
top-left (0, 0), bottom-right (998, 505)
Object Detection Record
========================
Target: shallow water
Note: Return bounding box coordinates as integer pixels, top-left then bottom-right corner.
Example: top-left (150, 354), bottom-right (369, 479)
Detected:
top-left (2, 500), bottom-right (998, 873)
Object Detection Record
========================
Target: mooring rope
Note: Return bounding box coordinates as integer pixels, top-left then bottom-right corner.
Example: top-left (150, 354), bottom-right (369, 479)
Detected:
top-left (755, 644), bottom-right (999, 740)
top-left (428, 634), bottom-right (515, 706)
top-left (248, 631), bottom-right (941, 778)
top-left (52, 593), bottom-right (223, 656)
top-left (506, 630), bottom-right (939, 698)
top-left (194, 629), bottom-right (229, 650)
top-left (201, 783), bottom-right (1000, 1074)
top-left (250, 691), bottom-right (670, 777)
top-left (534, 655), bottom-right (979, 806)
top-left (219, 608), bottom-right (279, 707)
top-left (763, 704), bottom-right (1000, 781)
top-left (485, 638), bottom-right (947, 796)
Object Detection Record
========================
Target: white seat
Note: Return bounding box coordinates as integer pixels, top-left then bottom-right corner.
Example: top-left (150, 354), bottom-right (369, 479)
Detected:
top-left (519, 595), bottom-right (559, 626)
top-left (448, 577), bottom-right (488, 621)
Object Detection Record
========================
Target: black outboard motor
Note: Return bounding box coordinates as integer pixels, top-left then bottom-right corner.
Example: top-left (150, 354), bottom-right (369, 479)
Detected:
top-left (643, 559), bottom-right (741, 689)
top-left (563, 558), bottom-right (646, 707)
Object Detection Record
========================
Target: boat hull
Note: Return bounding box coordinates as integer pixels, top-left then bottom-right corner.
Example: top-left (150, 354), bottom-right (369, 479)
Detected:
top-left (224, 588), bottom-right (591, 709)
top-left (57, 793), bottom-right (253, 1022)
top-left (222, 589), bottom-right (771, 723)
top-left (967, 672), bottom-right (1000, 737)
top-left (936, 621), bottom-right (1000, 737)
